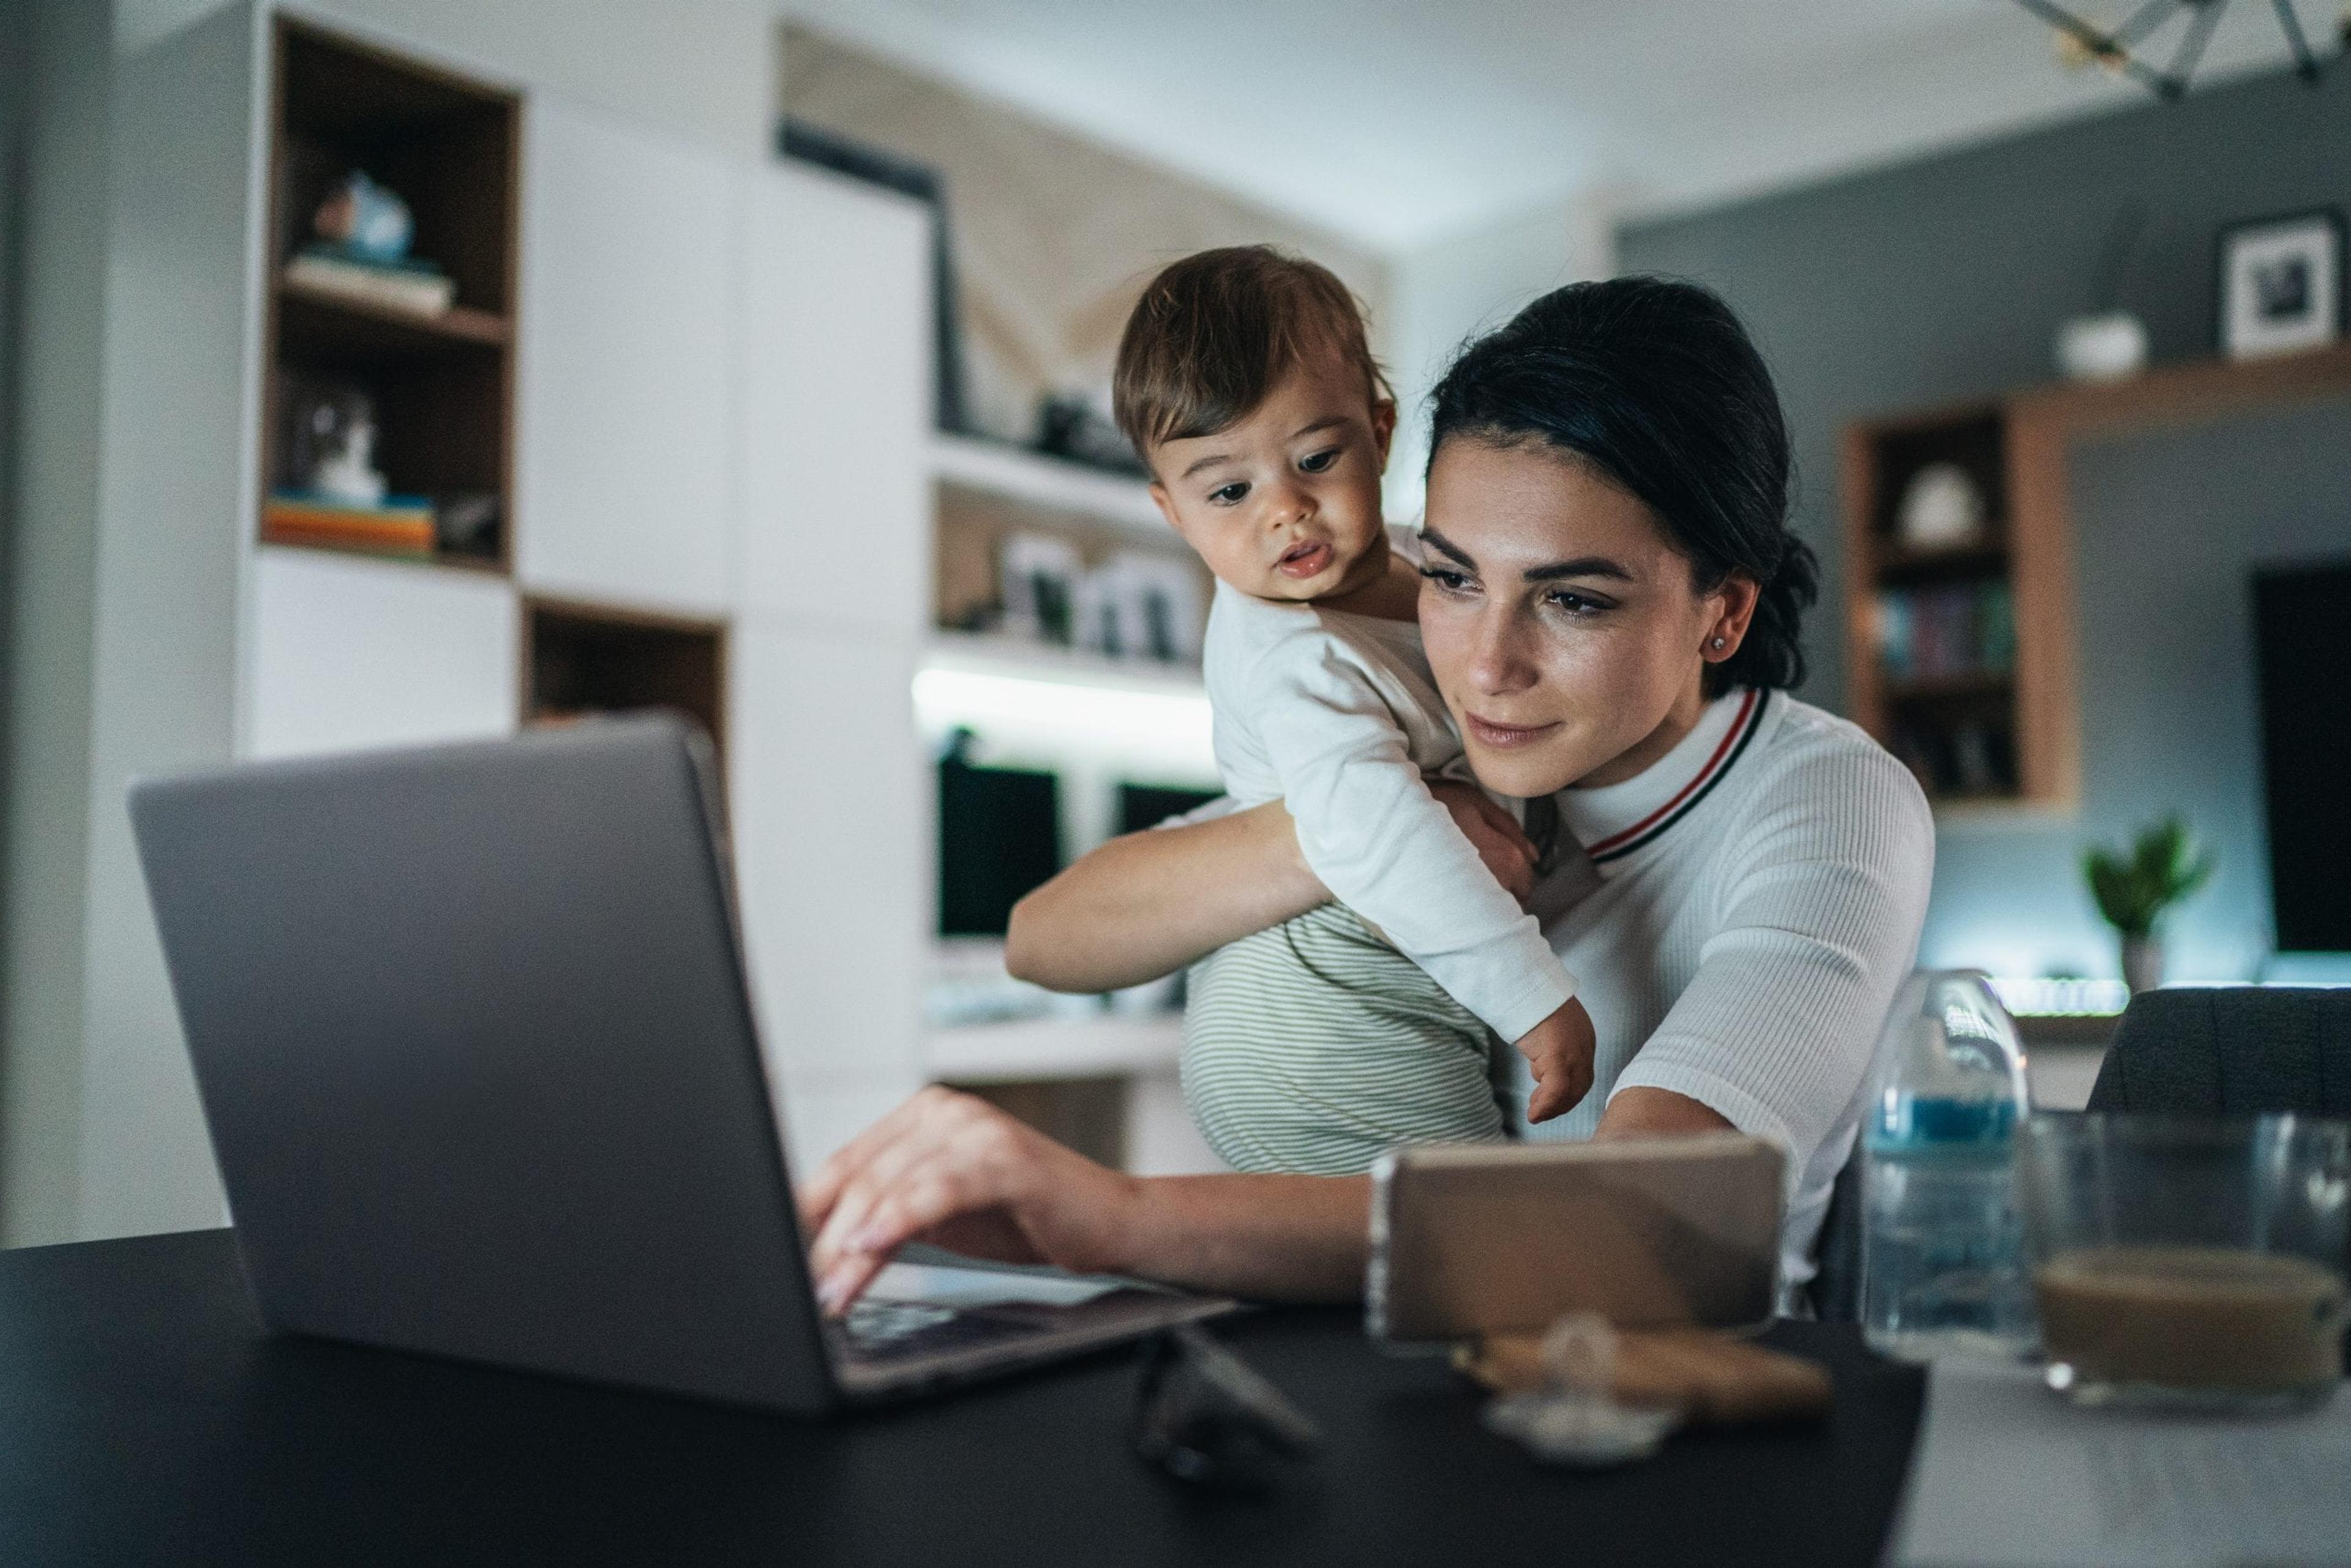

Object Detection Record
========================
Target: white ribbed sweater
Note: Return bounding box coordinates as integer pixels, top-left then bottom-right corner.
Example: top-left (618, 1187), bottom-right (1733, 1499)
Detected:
top-left (1516, 688), bottom-right (1936, 1304)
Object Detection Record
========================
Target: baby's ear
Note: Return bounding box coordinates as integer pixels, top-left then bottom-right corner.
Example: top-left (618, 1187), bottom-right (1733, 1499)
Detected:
top-left (1370, 399), bottom-right (1398, 464)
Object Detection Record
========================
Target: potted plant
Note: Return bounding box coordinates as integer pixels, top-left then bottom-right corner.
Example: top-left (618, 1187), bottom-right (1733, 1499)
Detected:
top-left (2082, 817), bottom-right (2213, 993)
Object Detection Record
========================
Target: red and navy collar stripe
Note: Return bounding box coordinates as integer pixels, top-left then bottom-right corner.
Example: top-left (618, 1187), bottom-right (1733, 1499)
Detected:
top-left (1584, 689), bottom-right (1766, 865)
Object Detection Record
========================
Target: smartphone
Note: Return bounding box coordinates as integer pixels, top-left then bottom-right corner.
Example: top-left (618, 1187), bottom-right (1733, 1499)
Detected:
top-left (1365, 1134), bottom-right (1785, 1345)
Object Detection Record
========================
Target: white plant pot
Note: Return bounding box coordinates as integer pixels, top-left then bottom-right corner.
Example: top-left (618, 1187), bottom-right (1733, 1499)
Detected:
top-left (2057, 312), bottom-right (2150, 383)
top-left (2120, 935), bottom-right (2165, 994)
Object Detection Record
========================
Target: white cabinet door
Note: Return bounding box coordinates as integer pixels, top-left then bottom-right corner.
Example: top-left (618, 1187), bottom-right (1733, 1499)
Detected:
top-left (729, 620), bottom-right (927, 1122)
top-left (244, 548), bottom-right (518, 760)
top-left (738, 164), bottom-right (930, 635)
top-left (516, 96), bottom-right (736, 615)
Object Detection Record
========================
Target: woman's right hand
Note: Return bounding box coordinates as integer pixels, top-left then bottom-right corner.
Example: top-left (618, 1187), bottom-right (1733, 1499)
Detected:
top-left (798, 1087), bottom-right (1139, 1314)
top-left (1428, 779), bottom-right (1540, 907)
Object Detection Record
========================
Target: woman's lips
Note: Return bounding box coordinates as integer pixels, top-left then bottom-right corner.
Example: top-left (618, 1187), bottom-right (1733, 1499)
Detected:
top-left (1275, 541), bottom-right (1333, 580)
top-left (1464, 713), bottom-right (1561, 750)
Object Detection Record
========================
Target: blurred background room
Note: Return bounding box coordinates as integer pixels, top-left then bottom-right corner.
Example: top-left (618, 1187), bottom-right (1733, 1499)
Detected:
top-left (2, 0), bottom-right (2347, 1248)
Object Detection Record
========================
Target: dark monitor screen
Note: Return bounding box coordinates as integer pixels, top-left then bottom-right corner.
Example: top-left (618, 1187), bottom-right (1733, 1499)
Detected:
top-left (937, 755), bottom-right (1060, 937)
top-left (2253, 559), bottom-right (2351, 953)
top-left (1117, 782), bottom-right (1222, 838)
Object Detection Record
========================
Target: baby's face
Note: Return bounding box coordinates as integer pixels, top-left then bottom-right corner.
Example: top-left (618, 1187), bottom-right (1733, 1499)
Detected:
top-left (1147, 358), bottom-right (1394, 604)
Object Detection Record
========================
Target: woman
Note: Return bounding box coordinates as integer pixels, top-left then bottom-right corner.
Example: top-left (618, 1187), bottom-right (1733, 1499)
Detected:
top-left (803, 277), bottom-right (1933, 1314)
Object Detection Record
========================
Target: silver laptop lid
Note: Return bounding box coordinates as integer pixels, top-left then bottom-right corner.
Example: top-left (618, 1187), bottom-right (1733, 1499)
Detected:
top-left (130, 716), bottom-right (839, 1414)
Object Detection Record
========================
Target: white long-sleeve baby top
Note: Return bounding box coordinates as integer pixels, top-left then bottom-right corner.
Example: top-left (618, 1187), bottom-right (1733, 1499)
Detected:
top-left (1201, 526), bottom-right (1576, 1043)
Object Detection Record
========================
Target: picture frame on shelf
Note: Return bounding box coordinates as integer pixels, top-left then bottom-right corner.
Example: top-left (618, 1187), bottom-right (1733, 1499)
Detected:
top-left (2218, 208), bottom-right (2343, 361)
top-left (997, 531), bottom-right (1082, 646)
top-left (1076, 552), bottom-right (1205, 666)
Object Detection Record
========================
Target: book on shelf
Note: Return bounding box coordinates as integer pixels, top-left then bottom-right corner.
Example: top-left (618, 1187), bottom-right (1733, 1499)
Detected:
top-left (262, 492), bottom-right (436, 556)
top-left (283, 246), bottom-right (455, 317)
top-left (1874, 581), bottom-right (2014, 685)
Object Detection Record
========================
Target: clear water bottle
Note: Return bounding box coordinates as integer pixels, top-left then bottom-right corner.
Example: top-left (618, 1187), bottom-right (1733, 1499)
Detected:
top-left (1861, 970), bottom-right (2036, 1362)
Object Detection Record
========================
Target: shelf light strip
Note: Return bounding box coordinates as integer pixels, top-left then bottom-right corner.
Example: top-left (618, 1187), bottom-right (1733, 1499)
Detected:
top-left (912, 665), bottom-right (1213, 748)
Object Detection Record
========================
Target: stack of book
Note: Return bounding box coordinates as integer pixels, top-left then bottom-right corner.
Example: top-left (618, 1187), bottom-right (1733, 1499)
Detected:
top-left (1874, 582), bottom-right (2015, 683)
top-left (283, 244), bottom-right (454, 316)
top-left (262, 492), bottom-right (435, 558)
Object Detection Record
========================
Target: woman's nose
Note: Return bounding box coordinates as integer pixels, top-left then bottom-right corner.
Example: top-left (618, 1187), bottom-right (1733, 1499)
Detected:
top-left (1466, 609), bottom-right (1535, 695)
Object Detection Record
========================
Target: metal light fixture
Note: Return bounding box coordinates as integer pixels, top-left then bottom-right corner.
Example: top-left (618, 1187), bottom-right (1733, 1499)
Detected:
top-left (2010, 0), bottom-right (2334, 99)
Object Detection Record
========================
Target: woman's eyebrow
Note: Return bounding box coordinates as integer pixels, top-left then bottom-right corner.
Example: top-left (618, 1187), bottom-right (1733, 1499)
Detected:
top-left (1418, 527), bottom-right (1475, 568)
top-left (1524, 556), bottom-right (1635, 583)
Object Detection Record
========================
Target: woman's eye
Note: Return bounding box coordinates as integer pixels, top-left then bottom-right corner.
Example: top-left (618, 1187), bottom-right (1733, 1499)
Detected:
top-left (1208, 481), bottom-right (1250, 506)
top-left (1419, 566), bottom-right (1473, 594)
top-left (1547, 588), bottom-right (1606, 617)
top-left (1298, 448), bottom-right (1339, 474)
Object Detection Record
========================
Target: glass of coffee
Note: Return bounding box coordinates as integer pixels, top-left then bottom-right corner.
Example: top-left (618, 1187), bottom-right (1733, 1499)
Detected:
top-left (2017, 1113), bottom-right (2349, 1412)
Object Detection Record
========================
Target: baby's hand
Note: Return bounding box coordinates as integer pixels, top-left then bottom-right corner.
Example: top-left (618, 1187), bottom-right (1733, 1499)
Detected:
top-left (1515, 998), bottom-right (1595, 1123)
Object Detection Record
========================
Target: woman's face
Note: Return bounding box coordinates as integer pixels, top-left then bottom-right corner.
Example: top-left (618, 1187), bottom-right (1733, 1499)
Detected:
top-left (1418, 437), bottom-right (1757, 797)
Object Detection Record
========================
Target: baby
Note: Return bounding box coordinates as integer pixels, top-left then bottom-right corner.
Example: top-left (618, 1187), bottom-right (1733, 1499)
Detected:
top-left (1111, 246), bottom-right (1594, 1176)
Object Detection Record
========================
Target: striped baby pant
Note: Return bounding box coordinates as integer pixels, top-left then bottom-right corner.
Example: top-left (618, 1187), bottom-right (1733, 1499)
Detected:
top-left (1180, 902), bottom-right (1511, 1175)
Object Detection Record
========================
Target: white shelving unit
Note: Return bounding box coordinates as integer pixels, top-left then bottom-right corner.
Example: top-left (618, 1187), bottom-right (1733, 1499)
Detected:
top-left (923, 1013), bottom-right (1183, 1084)
top-left (923, 430), bottom-right (1218, 1172)
top-left (921, 629), bottom-right (1204, 697)
top-left (930, 432), bottom-right (1164, 535)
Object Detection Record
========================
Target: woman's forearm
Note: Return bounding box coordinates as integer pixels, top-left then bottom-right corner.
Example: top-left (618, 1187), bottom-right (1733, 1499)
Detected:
top-left (1005, 800), bottom-right (1327, 992)
top-left (1102, 1172), bottom-right (1371, 1301)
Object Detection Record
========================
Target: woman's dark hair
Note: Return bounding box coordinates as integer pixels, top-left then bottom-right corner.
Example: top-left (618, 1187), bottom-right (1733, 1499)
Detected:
top-left (1427, 276), bottom-right (1816, 696)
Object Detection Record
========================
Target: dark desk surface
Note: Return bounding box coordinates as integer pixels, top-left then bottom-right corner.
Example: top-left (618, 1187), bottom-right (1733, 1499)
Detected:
top-left (0, 1230), bottom-right (1923, 1566)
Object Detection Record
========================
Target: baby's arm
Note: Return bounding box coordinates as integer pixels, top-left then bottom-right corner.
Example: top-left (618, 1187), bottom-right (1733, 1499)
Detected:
top-left (1252, 647), bottom-right (1584, 1081)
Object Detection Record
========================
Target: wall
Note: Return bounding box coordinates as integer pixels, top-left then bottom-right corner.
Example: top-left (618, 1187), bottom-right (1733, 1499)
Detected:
top-left (1381, 195), bottom-right (1617, 521)
top-left (118, 0), bottom-right (770, 160)
top-left (1618, 64), bottom-right (2351, 982)
top-left (779, 24), bottom-right (1390, 455)
top-left (2, 0), bottom-right (111, 1245)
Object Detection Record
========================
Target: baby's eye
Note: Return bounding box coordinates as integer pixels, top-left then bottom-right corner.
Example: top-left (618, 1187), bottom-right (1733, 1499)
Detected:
top-left (1298, 448), bottom-right (1340, 474)
top-left (1208, 481), bottom-right (1250, 506)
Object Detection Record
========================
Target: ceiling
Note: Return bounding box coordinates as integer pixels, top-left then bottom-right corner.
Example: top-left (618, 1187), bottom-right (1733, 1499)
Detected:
top-left (779, 0), bottom-right (2344, 250)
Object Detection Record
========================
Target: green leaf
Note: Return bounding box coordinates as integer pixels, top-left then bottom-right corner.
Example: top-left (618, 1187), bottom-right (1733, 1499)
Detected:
top-left (2080, 816), bottom-right (2214, 938)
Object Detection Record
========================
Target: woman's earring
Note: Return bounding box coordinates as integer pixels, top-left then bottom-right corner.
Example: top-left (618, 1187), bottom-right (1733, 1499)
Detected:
top-left (1709, 636), bottom-right (1727, 651)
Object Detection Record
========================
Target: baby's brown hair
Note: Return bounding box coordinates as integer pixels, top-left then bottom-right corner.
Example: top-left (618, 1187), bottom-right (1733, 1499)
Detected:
top-left (1112, 246), bottom-right (1390, 463)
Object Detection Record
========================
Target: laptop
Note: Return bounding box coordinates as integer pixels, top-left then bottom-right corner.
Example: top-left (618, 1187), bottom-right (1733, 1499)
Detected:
top-left (129, 715), bottom-right (1229, 1414)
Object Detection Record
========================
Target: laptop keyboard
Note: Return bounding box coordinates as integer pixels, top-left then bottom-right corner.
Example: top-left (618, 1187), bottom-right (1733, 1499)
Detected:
top-left (840, 1297), bottom-right (1045, 1365)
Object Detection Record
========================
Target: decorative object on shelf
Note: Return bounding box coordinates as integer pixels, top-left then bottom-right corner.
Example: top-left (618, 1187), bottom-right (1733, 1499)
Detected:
top-left (1894, 462), bottom-right (1987, 549)
top-left (2011, 0), bottom-right (2330, 102)
top-left (2057, 203), bottom-right (2152, 382)
top-left (1035, 388), bottom-right (1146, 476)
top-left (2082, 815), bottom-right (2214, 992)
top-left (2219, 208), bottom-right (2344, 361)
top-left (2055, 312), bottom-right (2150, 381)
top-left (432, 492), bottom-right (501, 558)
top-left (1076, 552), bottom-right (1206, 665)
top-left (998, 532), bottom-right (1082, 646)
top-left (306, 388), bottom-right (386, 506)
top-left (287, 169), bottom-right (456, 317)
top-left (285, 380), bottom-right (386, 506)
top-left (313, 169), bottom-right (413, 262)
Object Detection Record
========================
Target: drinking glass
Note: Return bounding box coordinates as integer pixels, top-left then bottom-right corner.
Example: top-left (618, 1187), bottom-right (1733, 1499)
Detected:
top-left (2016, 1113), bottom-right (2350, 1411)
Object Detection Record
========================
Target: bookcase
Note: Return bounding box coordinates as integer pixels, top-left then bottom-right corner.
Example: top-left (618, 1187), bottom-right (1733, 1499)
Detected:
top-left (1840, 404), bottom-right (2054, 806)
top-left (1843, 340), bottom-right (2351, 813)
top-left (260, 17), bottom-right (518, 571)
